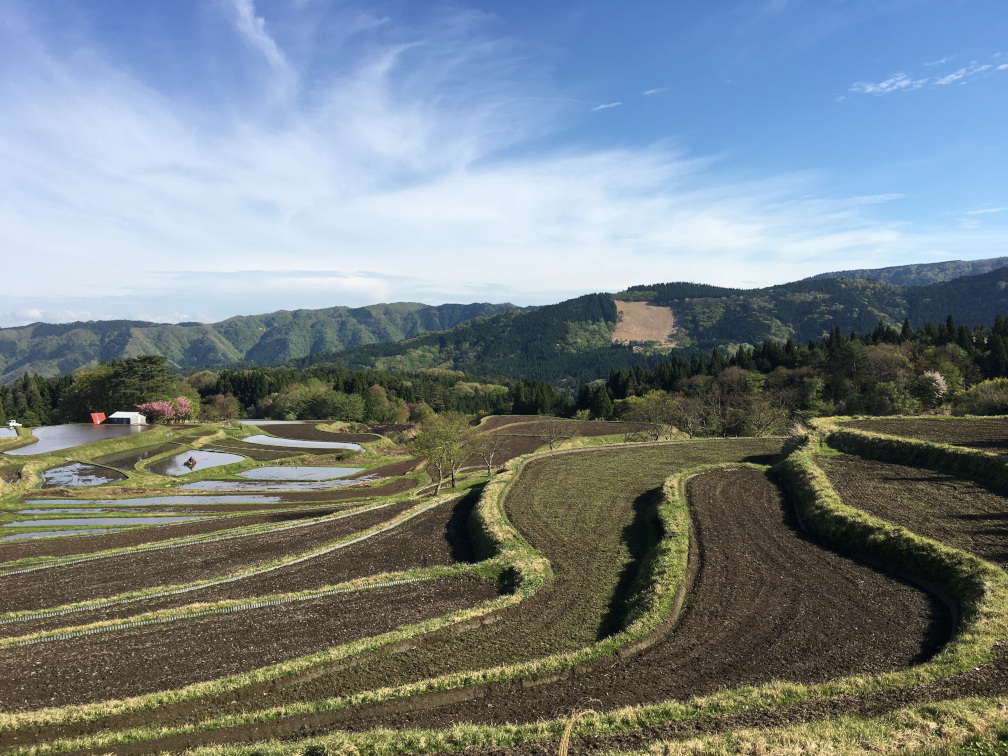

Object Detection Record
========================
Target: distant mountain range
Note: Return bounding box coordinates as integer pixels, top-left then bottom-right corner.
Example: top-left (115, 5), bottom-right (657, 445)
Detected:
top-left (4, 256), bottom-right (1008, 385)
top-left (0, 302), bottom-right (519, 383)
top-left (807, 256), bottom-right (1008, 287)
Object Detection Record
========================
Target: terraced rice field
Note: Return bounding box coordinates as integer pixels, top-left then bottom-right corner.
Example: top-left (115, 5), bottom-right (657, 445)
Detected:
top-left (3, 417), bottom-right (1008, 754)
top-left (843, 416), bottom-right (1008, 455)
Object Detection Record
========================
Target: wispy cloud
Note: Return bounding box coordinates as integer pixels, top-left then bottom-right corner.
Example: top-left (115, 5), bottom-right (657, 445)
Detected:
top-left (229, 0), bottom-right (290, 74)
top-left (592, 101), bottom-right (622, 111)
top-left (936, 63), bottom-right (992, 85)
top-left (1, 4), bottom-right (1007, 327)
top-left (850, 72), bottom-right (926, 95)
top-left (849, 54), bottom-right (1006, 95)
top-left (965, 207), bottom-right (1007, 216)
top-left (642, 88), bottom-right (667, 96)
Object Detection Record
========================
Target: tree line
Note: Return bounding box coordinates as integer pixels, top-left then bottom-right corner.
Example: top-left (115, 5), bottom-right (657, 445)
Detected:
top-left (8, 313), bottom-right (1008, 430)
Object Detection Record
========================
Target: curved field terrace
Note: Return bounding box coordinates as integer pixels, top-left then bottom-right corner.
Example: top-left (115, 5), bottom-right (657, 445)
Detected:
top-left (2, 419), bottom-right (1006, 756)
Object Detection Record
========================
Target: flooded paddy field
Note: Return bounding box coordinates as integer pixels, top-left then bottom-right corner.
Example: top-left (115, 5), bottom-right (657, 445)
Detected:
top-left (93, 442), bottom-right (180, 471)
top-left (147, 449), bottom-right (246, 476)
top-left (237, 466), bottom-right (365, 480)
top-left (40, 462), bottom-right (127, 488)
top-left (240, 435), bottom-right (365, 451)
top-left (3, 424), bottom-right (149, 456)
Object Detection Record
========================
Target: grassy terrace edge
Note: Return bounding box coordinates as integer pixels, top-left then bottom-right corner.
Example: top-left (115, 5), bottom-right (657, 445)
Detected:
top-left (0, 491), bottom-right (523, 733)
top-left (53, 431), bottom-right (1008, 756)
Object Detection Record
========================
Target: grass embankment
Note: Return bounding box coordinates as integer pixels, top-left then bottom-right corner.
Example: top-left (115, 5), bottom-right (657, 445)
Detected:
top-left (777, 432), bottom-right (1008, 677)
top-left (8, 430), bottom-right (1006, 756)
top-left (0, 473), bottom-right (533, 735)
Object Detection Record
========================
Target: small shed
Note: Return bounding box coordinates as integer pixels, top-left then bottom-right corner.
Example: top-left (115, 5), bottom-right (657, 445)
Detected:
top-left (106, 411), bottom-right (147, 426)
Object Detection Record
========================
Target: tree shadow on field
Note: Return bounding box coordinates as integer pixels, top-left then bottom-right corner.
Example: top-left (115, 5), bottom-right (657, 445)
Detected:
top-left (596, 488), bottom-right (662, 641)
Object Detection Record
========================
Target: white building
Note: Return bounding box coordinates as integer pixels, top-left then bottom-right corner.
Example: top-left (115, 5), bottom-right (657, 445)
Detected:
top-left (106, 411), bottom-right (147, 425)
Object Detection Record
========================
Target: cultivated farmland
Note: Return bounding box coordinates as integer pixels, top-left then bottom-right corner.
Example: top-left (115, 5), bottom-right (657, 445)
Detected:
top-left (2, 416), bottom-right (1008, 755)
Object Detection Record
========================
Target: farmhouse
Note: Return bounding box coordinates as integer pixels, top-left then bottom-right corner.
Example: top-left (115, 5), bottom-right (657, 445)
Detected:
top-left (106, 411), bottom-right (147, 425)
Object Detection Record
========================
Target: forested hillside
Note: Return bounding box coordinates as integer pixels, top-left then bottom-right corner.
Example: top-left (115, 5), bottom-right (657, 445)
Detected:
top-left (307, 267), bottom-right (1008, 384)
top-left (296, 293), bottom-right (627, 383)
top-left (0, 302), bottom-right (518, 383)
top-left (807, 255), bottom-right (1008, 287)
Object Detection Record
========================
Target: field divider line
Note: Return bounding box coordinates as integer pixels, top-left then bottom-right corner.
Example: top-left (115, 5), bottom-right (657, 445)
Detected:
top-left (0, 500), bottom-right (397, 578)
top-left (0, 498), bottom-right (442, 628)
top-left (2, 576), bottom-right (435, 649)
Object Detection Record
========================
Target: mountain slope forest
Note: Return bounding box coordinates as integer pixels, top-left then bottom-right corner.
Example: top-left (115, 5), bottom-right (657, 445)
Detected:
top-left (5, 256), bottom-right (1008, 389)
top-left (0, 302), bottom-right (519, 384)
top-left (305, 265), bottom-right (1008, 383)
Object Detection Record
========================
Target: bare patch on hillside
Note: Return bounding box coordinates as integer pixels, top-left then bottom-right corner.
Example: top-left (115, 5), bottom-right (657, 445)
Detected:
top-left (611, 300), bottom-right (678, 348)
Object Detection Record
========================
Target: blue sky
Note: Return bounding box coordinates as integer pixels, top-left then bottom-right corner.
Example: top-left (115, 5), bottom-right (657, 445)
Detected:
top-left (1, 0), bottom-right (1006, 326)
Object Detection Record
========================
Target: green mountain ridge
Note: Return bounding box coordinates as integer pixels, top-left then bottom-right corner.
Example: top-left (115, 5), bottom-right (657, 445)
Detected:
top-left (6, 256), bottom-right (1008, 386)
top-left (300, 263), bottom-right (1008, 384)
top-left (806, 256), bottom-right (1008, 287)
top-left (0, 302), bottom-right (519, 384)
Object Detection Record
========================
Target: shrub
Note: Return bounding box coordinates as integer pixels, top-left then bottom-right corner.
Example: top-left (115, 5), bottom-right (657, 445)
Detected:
top-left (953, 379), bottom-right (1008, 416)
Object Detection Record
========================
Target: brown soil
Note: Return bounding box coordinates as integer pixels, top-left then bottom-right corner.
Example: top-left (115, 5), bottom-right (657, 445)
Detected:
top-left (843, 417), bottom-right (1008, 456)
top-left (0, 576), bottom-right (498, 712)
top-left (611, 300), bottom-right (678, 346)
top-left (12, 495), bottom-right (478, 636)
top-left (43, 464), bottom-right (950, 755)
top-left (0, 501), bottom-right (419, 613)
top-left (819, 454), bottom-right (1008, 566)
top-left (317, 468), bottom-right (945, 732)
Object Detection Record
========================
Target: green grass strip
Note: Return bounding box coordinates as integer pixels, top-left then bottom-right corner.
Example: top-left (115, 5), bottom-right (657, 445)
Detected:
top-left (1, 448), bottom-right (706, 750)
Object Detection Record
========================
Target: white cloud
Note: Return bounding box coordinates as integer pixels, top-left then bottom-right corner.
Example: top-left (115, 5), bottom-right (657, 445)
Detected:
top-left (852, 56), bottom-right (1005, 96)
top-left (642, 88), bottom-right (667, 96)
top-left (229, 0), bottom-right (289, 73)
top-left (2, 5), bottom-right (1008, 327)
top-left (850, 72), bottom-right (927, 95)
top-left (592, 101), bottom-right (622, 111)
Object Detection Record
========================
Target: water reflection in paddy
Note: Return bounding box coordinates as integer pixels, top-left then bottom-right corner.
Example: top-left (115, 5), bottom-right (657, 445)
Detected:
top-left (4, 424), bottom-right (149, 456)
top-left (40, 462), bottom-right (126, 488)
top-left (6, 516), bottom-right (208, 527)
top-left (179, 474), bottom-right (377, 492)
top-left (237, 466), bottom-right (364, 481)
top-left (94, 442), bottom-right (179, 471)
top-left (240, 435), bottom-right (364, 451)
top-left (24, 494), bottom-right (283, 507)
top-left (147, 449), bottom-right (246, 476)
top-left (3, 529), bottom-right (115, 541)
